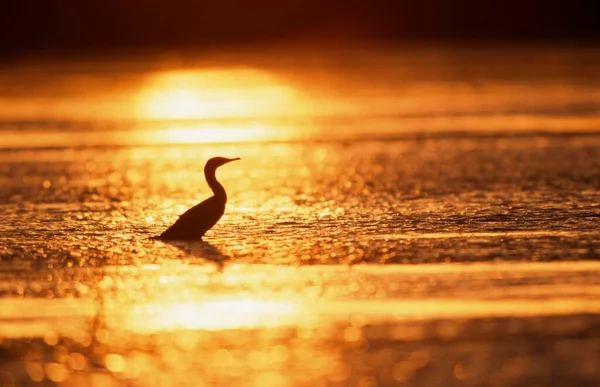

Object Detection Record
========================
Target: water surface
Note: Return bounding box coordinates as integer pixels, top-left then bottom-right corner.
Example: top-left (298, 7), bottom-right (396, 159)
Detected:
top-left (1, 46), bottom-right (599, 386)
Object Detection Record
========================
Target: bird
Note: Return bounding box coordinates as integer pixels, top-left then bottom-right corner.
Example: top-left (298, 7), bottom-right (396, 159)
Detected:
top-left (155, 157), bottom-right (240, 241)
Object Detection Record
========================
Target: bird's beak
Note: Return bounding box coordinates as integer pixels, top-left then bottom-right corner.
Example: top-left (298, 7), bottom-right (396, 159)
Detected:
top-left (225, 157), bottom-right (241, 164)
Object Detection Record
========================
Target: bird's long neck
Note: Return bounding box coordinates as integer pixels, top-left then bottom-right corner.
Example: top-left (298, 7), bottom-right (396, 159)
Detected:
top-left (205, 168), bottom-right (226, 201)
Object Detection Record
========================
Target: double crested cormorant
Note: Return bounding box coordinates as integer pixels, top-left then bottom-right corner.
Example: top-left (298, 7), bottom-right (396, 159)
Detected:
top-left (156, 157), bottom-right (240, 241)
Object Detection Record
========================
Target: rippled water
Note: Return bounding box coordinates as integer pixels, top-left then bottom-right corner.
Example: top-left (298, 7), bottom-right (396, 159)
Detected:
top-left (2, 136), bottom-right (600, 266)
top-left (1, 46), bottom-right (600, 386)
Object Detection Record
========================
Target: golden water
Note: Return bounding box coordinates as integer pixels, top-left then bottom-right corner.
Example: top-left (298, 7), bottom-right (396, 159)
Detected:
top-left (1, 46), bottom-right (599, 386)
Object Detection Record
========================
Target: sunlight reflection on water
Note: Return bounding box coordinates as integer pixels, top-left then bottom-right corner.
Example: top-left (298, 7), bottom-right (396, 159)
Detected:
top-left (1, 263), bottom-right (600, 386)
top-left (1, 47), bottom-right (600, 386)
top-left (124, 298), bottom-right (305, 332)
top-left (135, 68), bottom-right (304, 120)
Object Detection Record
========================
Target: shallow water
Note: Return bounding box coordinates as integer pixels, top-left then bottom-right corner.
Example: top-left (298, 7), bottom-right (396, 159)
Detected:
top-left (1, 46), bottom-right (600, 386)
top-left (2, 137), bottom-right (599, 266)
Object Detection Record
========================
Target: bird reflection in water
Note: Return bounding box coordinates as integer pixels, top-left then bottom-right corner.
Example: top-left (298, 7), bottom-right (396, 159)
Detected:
top-left (162, 239), bottom-right (230, 269)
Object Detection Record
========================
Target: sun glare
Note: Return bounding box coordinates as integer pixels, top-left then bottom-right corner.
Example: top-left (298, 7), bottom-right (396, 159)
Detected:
top-left (143, 123), bottom-right (287, 144)
top-left (136, 68), bottom-right (301, 120)
top-left (122, 298), bottom-right (305, 332)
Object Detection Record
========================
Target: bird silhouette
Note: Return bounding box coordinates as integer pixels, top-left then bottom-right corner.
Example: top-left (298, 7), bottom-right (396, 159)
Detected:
top-left (155, 157), bottom-right (240, 241)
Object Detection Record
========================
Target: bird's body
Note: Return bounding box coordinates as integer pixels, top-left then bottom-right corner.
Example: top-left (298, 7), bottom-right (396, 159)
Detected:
top-left (156, 157), bottom-right (240, 241)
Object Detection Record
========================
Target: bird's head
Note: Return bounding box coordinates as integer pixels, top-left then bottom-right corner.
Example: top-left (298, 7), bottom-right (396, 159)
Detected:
top-left (204, 157), bottom-right (241, 172)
